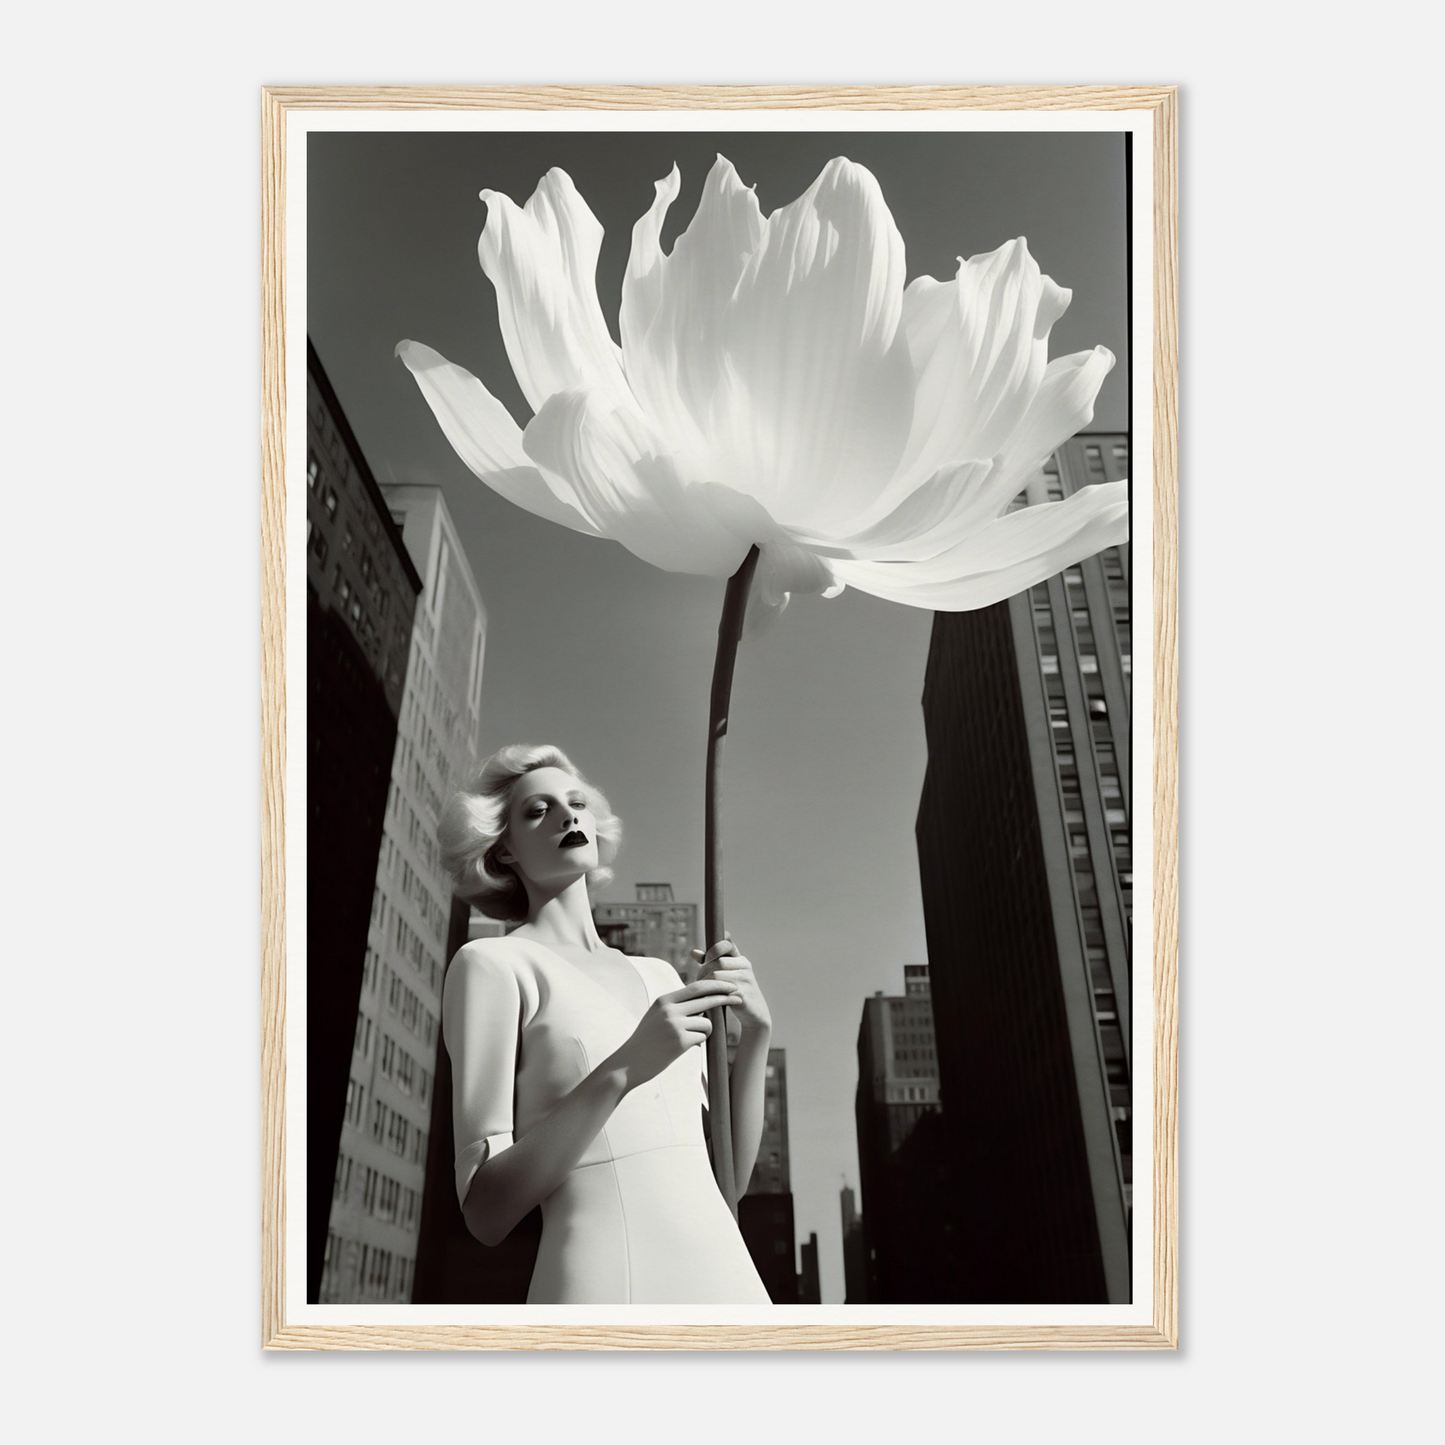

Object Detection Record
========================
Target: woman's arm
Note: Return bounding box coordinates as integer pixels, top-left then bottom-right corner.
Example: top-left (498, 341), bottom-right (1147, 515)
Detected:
top-left (695, 939), bottom-right (773, 1193)
top-left (461, 977), bottom-right (739, 1246)
top-left (727, 1021), bottom-right (773, 1193)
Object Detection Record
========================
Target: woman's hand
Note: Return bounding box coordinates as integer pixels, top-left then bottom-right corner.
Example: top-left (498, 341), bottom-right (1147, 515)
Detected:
top-left (608, 980), bottom-right (738, 1088)
top-left (459, 977), bottom-right (735, 1249)
top-left (693, 937), bottom-right (772, 1037)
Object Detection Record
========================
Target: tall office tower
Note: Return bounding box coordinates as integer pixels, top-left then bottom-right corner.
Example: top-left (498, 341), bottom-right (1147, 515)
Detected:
top-left (798, 1234), bottom-right (822, 1305)
top-left (748, 1045), bottom-right (792, 1195)
top-left (319, 484), bottom-right (487, 1303)
top-left (916, 433), bottom-right (1132, 1304)
top-left (304, 341), bottom-right (423, 1303)
top-left (737, 1047), bottom-right (801, 1302)
top-left (840, 1185), bottom-right (868, 1303)
top-left (592, 883), bottom-right (700, 975)
top-left (853, 965), bottom-right (957, 1302)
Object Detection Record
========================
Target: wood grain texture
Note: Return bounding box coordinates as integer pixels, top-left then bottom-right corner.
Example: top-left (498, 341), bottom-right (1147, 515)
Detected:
top-left (1150, 88), bottom-right (1180, 1352)
top-left (264, 1322), bottom-right (1175, 1351)
top-left (260, 86), bottom-right (288, 1351)
top-left (259, 83), bottom-right (1179, 1351)
top-left (260, 83), bottom-right (1175, 112)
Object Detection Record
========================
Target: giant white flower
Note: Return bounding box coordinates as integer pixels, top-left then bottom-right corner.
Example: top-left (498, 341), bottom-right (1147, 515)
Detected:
top-left (398, 155), bottom-right (1128, 626)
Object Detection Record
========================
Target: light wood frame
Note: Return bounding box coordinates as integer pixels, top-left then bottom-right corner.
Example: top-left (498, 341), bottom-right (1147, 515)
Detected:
top-left (261, 84), bottom-right (1178, 1351)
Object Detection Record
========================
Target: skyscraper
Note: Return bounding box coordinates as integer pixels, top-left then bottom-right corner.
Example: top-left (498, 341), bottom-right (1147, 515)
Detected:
top-left (304, 341), bottom-right (423, 1303)
top-left (747, 1045), bottom-right (792, 1196)
top-left (915, 433), bottom-right (1132, 1304)
top-left (737, 1047), bottom-right (801, 1303)
top-left (319, 484), bottom-right (487, 1303)
top-left (592, 883), bottom-right (699, 975)
top-left (840, 1185), bottom-right (867, 1304)
top-left (853, 965), bottom-right (956, 1302)
top-left (798, 1234), bottom-right (821, 1305)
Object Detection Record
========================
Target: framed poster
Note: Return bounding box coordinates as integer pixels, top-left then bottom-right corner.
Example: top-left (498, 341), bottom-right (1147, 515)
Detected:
top-left (261, 84), bottom-right (1177, 1349)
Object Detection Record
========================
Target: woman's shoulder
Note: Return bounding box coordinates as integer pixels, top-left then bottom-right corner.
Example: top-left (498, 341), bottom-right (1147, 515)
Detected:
top-left (453, 933), bottom-right (516, 960)
top-left (444, 936), bottom-right (543, 1022)
top-left (447, 935), bottom-right (532, 984)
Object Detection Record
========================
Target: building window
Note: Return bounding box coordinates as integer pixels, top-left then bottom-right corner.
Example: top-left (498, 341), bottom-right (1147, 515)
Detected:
top-left (343, 1078), bottom-right (364, 1128)
top-left (378, 1176), bottom-right (399, 1223)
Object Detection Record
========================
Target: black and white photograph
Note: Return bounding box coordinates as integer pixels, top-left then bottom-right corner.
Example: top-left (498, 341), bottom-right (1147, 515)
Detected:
top-left (290, 106), bottom-right (1155, 1330)
top-left (12, 0), bottom-right (1444, 1431)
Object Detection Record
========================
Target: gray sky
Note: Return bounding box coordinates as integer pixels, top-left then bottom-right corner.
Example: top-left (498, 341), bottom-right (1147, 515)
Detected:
top-left (308, 129), bottom-right (1127, 1304)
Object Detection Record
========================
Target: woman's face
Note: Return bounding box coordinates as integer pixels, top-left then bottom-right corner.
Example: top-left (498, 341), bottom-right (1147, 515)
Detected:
top-left (501, 766), bottom-right (601, 891)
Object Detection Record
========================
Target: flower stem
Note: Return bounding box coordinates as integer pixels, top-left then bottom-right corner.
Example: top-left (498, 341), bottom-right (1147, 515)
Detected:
top-left (704, 543), bottom-right (761, 1217)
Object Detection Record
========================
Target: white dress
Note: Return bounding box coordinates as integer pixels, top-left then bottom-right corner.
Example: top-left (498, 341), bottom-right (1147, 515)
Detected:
top-left (443, 936), bottom-right (770, 1304)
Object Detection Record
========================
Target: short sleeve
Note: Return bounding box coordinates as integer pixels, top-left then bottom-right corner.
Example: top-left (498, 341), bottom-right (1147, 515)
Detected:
top-left (442, 946), bottom-right (523, 1210)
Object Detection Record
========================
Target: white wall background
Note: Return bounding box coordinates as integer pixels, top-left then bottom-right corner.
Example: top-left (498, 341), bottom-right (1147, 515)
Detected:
top-left (2, 4), bottom-right (1436, 1441)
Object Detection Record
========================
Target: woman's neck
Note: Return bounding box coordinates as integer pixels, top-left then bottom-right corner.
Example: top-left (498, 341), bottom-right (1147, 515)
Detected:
top-left (515, 875), bottom-right (606, 951)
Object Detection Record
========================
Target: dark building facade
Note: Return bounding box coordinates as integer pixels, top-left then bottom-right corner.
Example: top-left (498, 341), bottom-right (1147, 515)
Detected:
top-left (916, 433), bottom-right (1132, 1304)
top-left (305, 341), bottom-right (422, 1302)
top-left (840, 1185), bottom-right (867, 1304)
top-left (798, 1233), bottom-right (821, 1305)
top-left (737, 1047), bottom-right (801, 1303)
top-left (853, 966), bottom-right (959, 1302)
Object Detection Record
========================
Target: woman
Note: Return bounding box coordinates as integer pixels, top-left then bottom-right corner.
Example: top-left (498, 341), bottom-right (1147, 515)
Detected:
top-left (437, 743), bottom-right (773, 1304)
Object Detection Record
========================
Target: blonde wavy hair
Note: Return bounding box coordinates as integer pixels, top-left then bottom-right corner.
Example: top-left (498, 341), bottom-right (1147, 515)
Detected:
top-left (438, 744), bottom-right (620, 921)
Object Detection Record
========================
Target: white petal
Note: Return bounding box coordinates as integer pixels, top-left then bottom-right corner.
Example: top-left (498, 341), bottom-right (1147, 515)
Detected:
top-left (715, 158), bottom-right (914, 525)
top-left (977, 346), bottom-right (1116, 512)
top-left (743, 542), bottom-right (843, 636)
top-left (784, 459), bottom-right (997, 560)
top-left (821, 344), bottom-right (1117, 562)
top-left (478, 170), bottom-right (629, 413)
top-left (521, 388), bottom-right (762, 577)
top-left (395, 340), bottom-right (601, 537)
top-left (896, 239), bottom-right (1071, 492)
top-left (831, 480), bottom-right (1128, 610)
top-left (742, 589), bottom-right (790, 635)
top-left (621, 157), bottom-right (764, 466)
